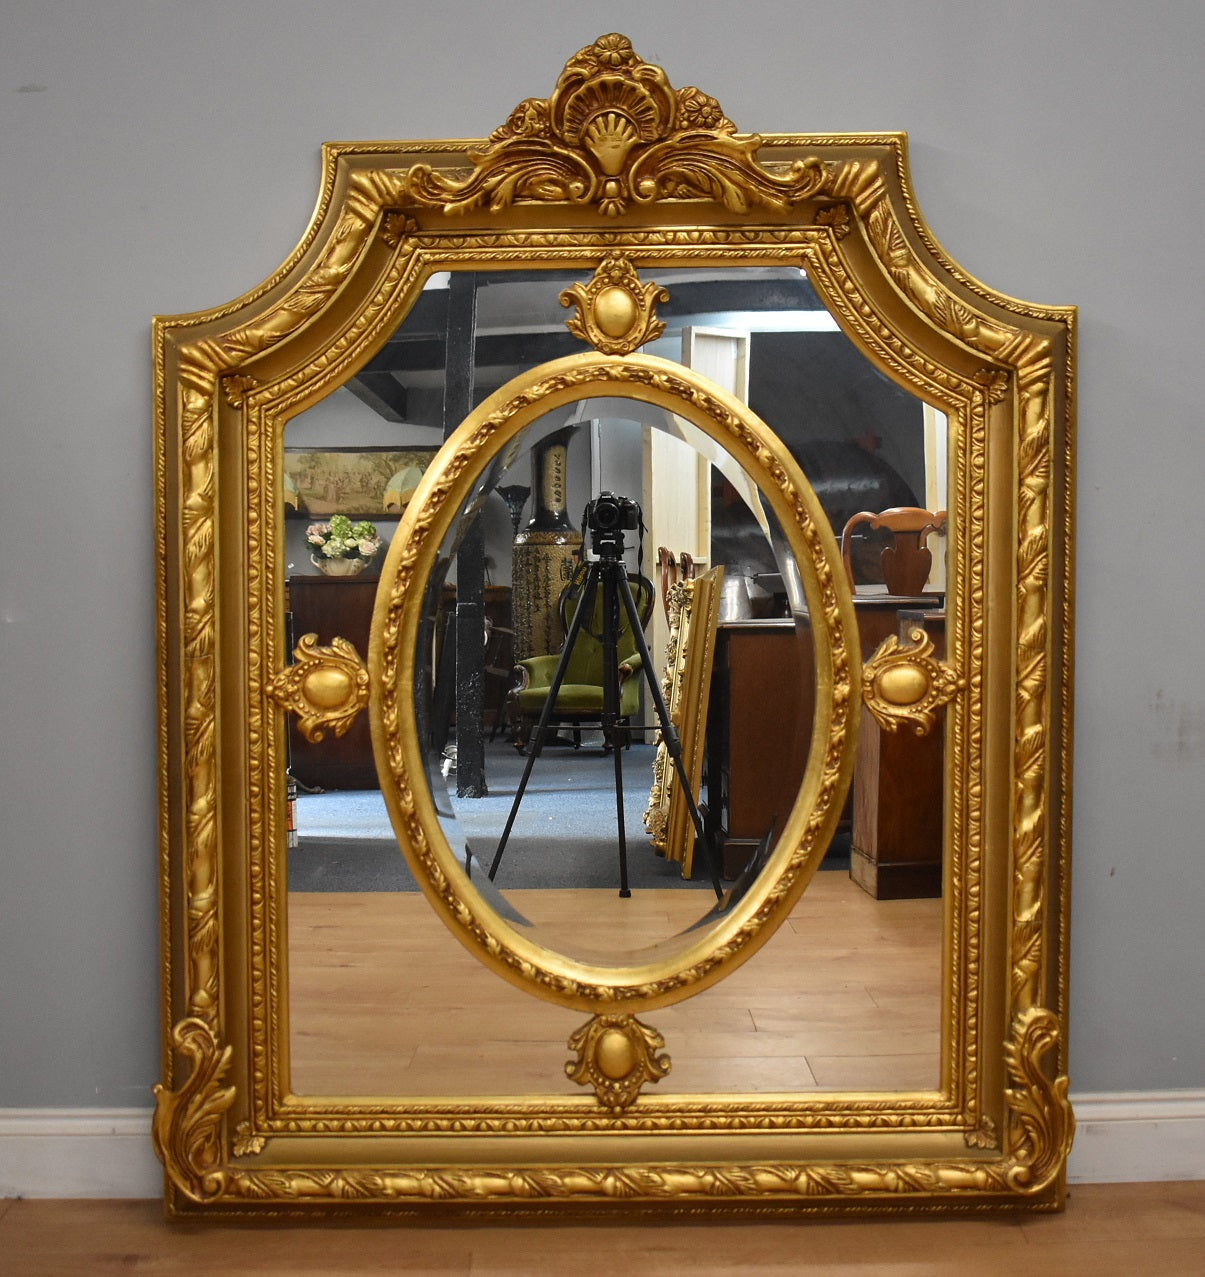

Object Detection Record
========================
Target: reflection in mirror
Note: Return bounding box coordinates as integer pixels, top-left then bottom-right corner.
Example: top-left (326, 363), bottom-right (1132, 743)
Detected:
top-left (282, 264), bottom-right (947, 1097)
top-left (412, 404), bottom-right (819, 964)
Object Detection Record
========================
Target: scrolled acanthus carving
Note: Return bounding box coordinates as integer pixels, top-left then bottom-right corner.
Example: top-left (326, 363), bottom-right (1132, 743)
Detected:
top-left (1003, 1008), bottom-right (1076, 1191)
top-left (403, 33), bottom-right (878, 217)
top-left (151, 1018), bottom-right (235, 1203)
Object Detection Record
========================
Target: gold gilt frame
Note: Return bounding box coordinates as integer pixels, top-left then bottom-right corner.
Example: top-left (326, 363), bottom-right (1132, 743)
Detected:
top-left (153, 33), bottom-right (1075, 1219)
top-left (644, 566), bottom-right (725, 877)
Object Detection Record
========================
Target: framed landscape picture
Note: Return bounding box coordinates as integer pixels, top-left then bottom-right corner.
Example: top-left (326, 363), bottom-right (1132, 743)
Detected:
top-left (283, 446), bottom-right (439, 517)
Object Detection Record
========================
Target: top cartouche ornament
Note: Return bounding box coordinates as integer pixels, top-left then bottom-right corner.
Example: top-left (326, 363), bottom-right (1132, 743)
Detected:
top-left (404, 32), bottom-right (847, 216)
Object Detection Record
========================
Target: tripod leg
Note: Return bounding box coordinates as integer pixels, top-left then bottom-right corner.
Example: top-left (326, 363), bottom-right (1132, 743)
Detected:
top-left (600, 565), bottom-right (631, 897)
top-left (487, 567), bottom-right (600, 882)
top-left (616, 572), bottom-right (724, 900)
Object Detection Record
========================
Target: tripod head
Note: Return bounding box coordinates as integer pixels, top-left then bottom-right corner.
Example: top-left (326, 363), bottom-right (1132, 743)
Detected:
top-left (584, 492), bottom-right (642, 560)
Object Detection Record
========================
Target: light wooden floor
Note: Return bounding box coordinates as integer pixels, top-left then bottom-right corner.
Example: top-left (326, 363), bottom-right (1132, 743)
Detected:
top-left (287, 872), bottom-right (944, 1097)
top-left (2, 1182), bottom-right (1205, 1275)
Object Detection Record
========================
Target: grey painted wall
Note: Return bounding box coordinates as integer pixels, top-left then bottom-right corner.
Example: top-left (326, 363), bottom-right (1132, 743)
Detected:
top-left (1, 1), bottom-right (1202, 1106)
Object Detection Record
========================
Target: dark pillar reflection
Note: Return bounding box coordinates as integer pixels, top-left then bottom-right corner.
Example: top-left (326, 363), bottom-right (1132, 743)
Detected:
top-left (444, 272), bottom-right (487, 797)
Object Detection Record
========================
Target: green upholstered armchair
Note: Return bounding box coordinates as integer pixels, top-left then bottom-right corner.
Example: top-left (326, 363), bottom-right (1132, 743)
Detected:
top-left (510, 566), bottom-right (655, 751)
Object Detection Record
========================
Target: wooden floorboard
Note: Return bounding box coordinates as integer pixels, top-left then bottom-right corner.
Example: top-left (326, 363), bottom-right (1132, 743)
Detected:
top-left (24, 880), bottom-right (1189, 1269)
top-left (286, 872), bottom-right (944, 1097)
top-left (1, 1183), bottom-right (1204, 1274)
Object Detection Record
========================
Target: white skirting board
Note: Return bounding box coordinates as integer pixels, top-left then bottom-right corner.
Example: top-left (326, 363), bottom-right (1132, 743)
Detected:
top-left (1, 1094), bottom-right (1203, 1198)
top-left (0, 1109), bottom-right (163, 1200)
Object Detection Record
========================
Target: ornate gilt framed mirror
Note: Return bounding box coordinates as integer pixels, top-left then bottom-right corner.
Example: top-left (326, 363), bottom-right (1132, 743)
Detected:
top-left (153, 33), bottom-right (1075, 1219)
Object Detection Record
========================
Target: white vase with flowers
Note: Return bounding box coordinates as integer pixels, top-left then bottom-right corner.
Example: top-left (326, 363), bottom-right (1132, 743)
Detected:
top-left (306, 514), bottom-right (382, 576)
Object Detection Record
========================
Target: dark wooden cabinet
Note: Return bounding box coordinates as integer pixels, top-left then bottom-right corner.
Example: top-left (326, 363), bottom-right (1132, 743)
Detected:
top-left (708, 620), bottom-right (810, 878)
top-left (286, 576), bottom-right (515, 791)
top-left (708, 597), bottom-right (943, 895)
top-left (848, 607), bottom-right (945, 899)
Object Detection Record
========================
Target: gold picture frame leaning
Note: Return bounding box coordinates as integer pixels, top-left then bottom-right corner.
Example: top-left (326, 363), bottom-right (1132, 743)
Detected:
top-left (644, 565), bottom-right (724, 878)
top-left (153, 32), bottom-right (1075, 1220)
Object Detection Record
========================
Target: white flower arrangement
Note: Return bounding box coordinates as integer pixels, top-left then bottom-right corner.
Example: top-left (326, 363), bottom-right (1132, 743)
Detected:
top-left (305, 514), bottom-right (382, 562)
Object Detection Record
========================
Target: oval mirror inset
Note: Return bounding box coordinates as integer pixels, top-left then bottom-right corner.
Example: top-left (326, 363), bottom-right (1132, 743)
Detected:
top-left (370, 354), bottom-right (859, 1013)
top-left (412, 404), bottom-right (814, 964)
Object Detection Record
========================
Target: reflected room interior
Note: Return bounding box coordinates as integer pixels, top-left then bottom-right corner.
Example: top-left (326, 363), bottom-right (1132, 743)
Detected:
top-left (281, 266), bottom-right (949, 1098)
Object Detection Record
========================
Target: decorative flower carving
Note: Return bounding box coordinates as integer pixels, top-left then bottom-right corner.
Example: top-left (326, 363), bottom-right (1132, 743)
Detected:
top-left (497, 98), bottom-right (550, 141)
top-left (592, 32), bottom-right (635, 68)
top-left (677, 85), bottom-right (729, 132)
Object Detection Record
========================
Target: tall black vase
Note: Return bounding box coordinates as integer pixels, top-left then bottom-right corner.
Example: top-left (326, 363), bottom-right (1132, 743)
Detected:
top-left (511, 427), bottom-right (582, 661)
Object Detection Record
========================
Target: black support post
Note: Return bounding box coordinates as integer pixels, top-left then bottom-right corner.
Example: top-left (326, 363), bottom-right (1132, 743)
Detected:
top-left (443, 272), bottom-right (487, 797)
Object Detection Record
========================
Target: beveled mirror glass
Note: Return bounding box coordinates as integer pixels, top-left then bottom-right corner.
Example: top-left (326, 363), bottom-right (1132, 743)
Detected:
top-left (154, 33), bottom-right (1075, 1218)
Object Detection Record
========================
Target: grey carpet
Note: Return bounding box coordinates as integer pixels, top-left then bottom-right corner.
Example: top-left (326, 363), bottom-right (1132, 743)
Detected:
top-left (288, 738), bottom-right (848, 892)
top-left (289, 740), bottom-right (713, 892)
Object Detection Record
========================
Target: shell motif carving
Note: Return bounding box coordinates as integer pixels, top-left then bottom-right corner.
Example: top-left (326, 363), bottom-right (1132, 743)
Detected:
top-left (403, 33), bottom-right (874, 217)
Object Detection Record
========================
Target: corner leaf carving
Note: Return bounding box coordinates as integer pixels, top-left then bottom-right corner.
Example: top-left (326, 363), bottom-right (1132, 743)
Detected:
top-left (1003, 1008), bottom-right (1075, 1192)
top-left (152, 1018), bottom-right (235, 1203)
top-left (232, 1122), bottom-right (266, 1157)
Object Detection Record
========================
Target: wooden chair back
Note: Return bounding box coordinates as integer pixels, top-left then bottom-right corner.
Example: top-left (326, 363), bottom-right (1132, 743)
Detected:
top-left (840, 506), bottom-right (947, 595)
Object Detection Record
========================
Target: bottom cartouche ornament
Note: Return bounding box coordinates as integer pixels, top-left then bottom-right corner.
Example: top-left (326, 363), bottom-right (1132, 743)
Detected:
top-left (566, 1013), bottom-right (671, 1111)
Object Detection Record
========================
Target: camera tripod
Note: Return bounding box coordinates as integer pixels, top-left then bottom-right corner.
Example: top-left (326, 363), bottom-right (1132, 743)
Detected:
top-left (487, 538), bottom-right (723, 900)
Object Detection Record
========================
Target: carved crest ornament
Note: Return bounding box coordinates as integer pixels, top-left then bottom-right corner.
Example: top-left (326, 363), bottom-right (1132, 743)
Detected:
top-left (154, 34), bottom-right (1075, 1218)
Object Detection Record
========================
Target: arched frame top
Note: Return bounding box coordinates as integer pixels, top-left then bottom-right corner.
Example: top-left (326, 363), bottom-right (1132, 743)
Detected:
top-left (153, 33), bottom-right (1074, 1220)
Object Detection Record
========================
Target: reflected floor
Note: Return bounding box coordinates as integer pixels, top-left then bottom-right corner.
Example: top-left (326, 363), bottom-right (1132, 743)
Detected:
top-left (287, 873), bottom-right (942, 1097)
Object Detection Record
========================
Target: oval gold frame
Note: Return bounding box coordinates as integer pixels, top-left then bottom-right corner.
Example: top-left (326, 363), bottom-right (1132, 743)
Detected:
top-left (370, 352), bottom-right (859, 1011)
top-left (152, 33), bottom-right (1075, 1220)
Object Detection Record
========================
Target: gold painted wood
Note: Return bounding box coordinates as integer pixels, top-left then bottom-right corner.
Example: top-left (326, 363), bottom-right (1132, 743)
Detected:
top-left (265, 633), bottom-right (370, 742)
top-left (644, 566), bottom-right (725, 875)
top-left (561, 254), bottom-right (669, 354)
top-left (153, 31), bottom-right (1075, 1219)
top-left (565, 1013), bottom-right (672, 1110)
top-left (862, 625), bottom-right (965, 735)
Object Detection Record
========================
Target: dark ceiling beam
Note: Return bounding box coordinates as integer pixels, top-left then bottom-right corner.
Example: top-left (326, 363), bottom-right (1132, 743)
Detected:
top-left (353, 275), bottom-right (830, 386)
top-left (372, 276), bottom-right (826, 347)
top-left (364, 329), bottom-right (583, 375)
top-left (345, 372), bottom-right (409, 421)
top-left (468, 271), bottom-right (828, 313)
top-left (659, 276), bottom-right (826, 315)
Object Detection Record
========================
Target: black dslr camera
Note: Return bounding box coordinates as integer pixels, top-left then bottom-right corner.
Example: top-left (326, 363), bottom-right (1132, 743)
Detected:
top-left (584, 492), bottom-right (642, 556)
